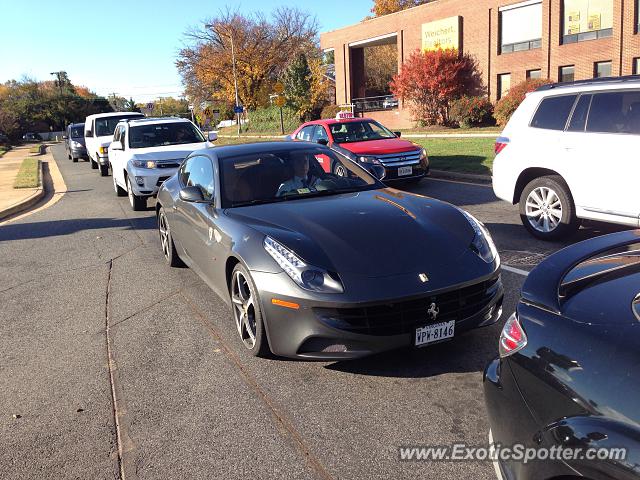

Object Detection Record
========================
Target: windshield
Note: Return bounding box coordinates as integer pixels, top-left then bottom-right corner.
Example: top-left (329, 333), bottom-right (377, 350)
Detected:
top-left (329, 120), bottom-right (396, 144)
top-left (220, 147), bottom-right (381, 208)
top-left (94, 115), bottom-right (142, 137)
top-left (128, 122), bottom-right (205, 149)
top-left (70, 126), bottom-right (84, 138)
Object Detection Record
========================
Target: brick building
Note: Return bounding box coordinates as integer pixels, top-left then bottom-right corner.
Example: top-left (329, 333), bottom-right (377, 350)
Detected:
top-left (320, 0), bottom-right (640, 128)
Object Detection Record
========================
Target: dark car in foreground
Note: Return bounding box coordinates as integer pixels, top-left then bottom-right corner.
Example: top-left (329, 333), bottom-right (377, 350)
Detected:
top-left (156, 142), bottom-right (503, 360)
top-left (64, 123), bottom-right (87, 162)
top-left (484, 230), bottom-right (640, 480)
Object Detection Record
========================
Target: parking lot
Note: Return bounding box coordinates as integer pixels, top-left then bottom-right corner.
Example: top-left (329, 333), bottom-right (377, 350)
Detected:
top-left (0, 144), bottom-right (628, 480)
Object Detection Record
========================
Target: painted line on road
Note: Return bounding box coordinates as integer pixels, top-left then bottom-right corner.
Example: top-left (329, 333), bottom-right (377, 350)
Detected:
top-left (502, 264), bottom-right (530, 277)
top-left (427, 176), bottom-right (492, 188)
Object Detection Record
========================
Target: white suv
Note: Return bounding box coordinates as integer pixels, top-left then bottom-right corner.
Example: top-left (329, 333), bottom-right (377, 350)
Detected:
top-left (109, 117), bottom-right (216, 210)
top-left (493, 76), bottom-right (640, 240)
top-left (85, 111), bottom-right (145, 176)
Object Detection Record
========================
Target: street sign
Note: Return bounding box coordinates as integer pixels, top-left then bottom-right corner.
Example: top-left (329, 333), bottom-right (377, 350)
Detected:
top-left (274, 82), bottom-right (285, 94)
top-left (233, 105), bottom-right (244, 114)
top-left (204, 108), bottom-right (211, 116)
top-left (275, 96), bottom-right (286, 108)
top-left (146, 102), bottom-right (154, 110)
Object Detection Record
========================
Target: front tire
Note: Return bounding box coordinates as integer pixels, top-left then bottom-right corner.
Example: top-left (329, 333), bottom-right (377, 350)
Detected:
top-left (113, 174), bottom-right (126, 197)
top-left (158, 207), bottom-right (184, 267)
top-left (99, 163), bottom-right (109, 177)
top-left (230, 263), bottom-right (270, 357)
top-left (90, 156), bottom-right (98, 169)
top-left (519, 175), bottom-right (579, 240)
top-left (72, 156), bottom-right (78, 163)
top-left (126, 176), bottom-right (146, 211)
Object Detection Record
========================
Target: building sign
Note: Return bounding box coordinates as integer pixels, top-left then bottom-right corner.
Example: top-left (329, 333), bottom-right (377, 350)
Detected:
top-left (421, 16), bottom-right (461, 51)
top-left (563, 0), bottom-right (612, 35)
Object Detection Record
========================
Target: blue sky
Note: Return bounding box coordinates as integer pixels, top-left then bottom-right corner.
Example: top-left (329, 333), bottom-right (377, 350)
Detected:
top-left (0, 0), bottom-right (370, 101)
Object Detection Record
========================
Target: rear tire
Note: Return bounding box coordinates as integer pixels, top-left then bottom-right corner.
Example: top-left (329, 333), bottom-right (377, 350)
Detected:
top-left (158, 207), bottom-right (184, 267)
top-left (230, 263), bottom-right (270, 357)
top-left (99, 163), bottom-right (109, 177)
top-left (126, 176), bottom-right (146, 211)
top-left (519, 175), bottom-right (579, 240)
top-left (72, 156), bottom-right (78, 163)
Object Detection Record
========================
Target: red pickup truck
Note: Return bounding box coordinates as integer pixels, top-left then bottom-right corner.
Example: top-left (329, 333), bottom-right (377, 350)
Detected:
top-left (290, 115), bottom-right (429, 183)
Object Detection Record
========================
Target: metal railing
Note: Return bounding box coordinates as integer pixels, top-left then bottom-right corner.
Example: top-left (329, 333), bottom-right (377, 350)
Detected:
top-left (501, 38), bottom-right (542, 54)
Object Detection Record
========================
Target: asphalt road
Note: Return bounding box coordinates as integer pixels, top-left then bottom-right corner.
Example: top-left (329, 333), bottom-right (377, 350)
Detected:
top-left (0, 144), bottom-right (628, 480)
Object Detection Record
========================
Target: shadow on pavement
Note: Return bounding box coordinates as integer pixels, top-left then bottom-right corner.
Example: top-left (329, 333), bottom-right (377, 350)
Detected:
top-left (0, 216), bottom-right (156, 242)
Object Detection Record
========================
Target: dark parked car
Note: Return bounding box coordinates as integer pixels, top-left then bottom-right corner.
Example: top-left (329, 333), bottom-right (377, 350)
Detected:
top-left (156, 142), bottom-right (503, 360)
top-left (0, 132), bottom-right (9, 145)
top-left (64, 123), bottom-right (87, 162)
top-left (22, 132), bottom-right (42, 142)
top-left (484, 230), bottom-right (640, 480)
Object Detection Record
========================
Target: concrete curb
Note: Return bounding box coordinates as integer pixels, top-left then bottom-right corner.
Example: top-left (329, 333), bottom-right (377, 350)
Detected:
top-left (28, 144), bottom-right (46, 156)
top-left (403, 133), bottom-right (499, 138)
top-left (430, 169), bottom-right (492, 185)
top-left (0, 158), bottom-right (45, 221)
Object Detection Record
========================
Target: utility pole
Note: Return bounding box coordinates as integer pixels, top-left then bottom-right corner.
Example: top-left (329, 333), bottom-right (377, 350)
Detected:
top-left (206, 23), bottom-right (241, 137)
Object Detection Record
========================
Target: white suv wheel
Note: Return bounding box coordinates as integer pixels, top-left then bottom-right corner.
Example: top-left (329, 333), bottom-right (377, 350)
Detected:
top-left (525, 186), bottom-right (562, 233)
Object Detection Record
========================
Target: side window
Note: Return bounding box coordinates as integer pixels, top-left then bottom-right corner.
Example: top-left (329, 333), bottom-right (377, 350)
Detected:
top-left (296, 126), bottom-right (314, 141)
top-left (120, 127), bottom-right (126, 148)
top-left (586, 91), bottom-right (640, 134)
top-left (530, 95), bottom-right (578, 130)
top-left (113, 127), bottom-right (120, 142)
top-left (313, 125), bottom-right (329, 142)
top-left (567, 95), bottom-right (592, 132)
top-left (184, 156), bottom-right (215, 200)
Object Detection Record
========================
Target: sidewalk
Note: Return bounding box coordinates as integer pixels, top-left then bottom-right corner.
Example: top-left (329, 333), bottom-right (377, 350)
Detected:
top-left (0, 145), bottom-right (44, 219)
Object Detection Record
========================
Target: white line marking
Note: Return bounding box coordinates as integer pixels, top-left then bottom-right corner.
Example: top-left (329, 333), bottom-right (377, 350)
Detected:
top-left (502, 265), bottom-right (530, 277)
top-left (426, 176), bottom-right (492, 188)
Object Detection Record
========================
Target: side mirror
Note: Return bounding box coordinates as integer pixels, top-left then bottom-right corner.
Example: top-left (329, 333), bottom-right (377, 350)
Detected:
top-left (208, 131), bottom-right (218, 142)
top-left (370, 165), bottom-right (386, 181)
top-left (317, 138), bottom-right (329, 146)
top-left (393, 131), bottom-right (402, 138)
top-left (179, 186), bottom-right (206, 203)
top-left (110, 141), bottom-right (123, 151)
top-left (85, 130), bottom-right (92, 137)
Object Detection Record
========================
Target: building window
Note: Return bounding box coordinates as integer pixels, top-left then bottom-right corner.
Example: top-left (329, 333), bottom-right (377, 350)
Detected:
top-left (562, 0), bottom-right (613, 44)
top-left (500, 0), bottom-right (543, 54)
top-left (527, 69), bottom-right (542, 79)
top-left (560, 65), bottom-right (575, 82)
top-left (634, 58), bottom-right (640, 74)
top-left (594, 61), bottom-right (612, 78)
top-left (498, 73), bottom-right (512, 99)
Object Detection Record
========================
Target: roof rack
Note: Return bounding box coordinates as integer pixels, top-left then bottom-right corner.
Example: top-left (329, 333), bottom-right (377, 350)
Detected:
top-left (536, 75), bottom-right (640, 91)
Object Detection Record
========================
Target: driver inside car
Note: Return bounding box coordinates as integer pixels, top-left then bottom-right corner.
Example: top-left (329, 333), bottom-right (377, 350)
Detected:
top-left (276, 153), bottom-right (319, 197)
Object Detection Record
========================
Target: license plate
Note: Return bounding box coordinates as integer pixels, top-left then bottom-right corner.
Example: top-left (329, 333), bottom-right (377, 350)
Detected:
top-left (398, 166), bottom-right (413, 176)
top-left (415, 320), bottom-right (455, 347)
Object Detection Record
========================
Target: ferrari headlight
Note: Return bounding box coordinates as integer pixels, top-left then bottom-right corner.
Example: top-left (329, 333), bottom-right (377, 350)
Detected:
top-left (358, 156), bottom-right (381, 165)
top-left (263, 236), bottom-right (343, 293)
top-left (460, 210), bottom-right (499, 264)
top-left (132, 160), bottom-right (157, 169)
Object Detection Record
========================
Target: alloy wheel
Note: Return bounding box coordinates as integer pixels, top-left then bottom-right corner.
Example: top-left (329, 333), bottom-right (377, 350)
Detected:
top-left (231, 270), bottom-right (257, 349)
top-left (158, 211), bottom-right (170, 260)
top-left (525, 186), bottom-right (562, 233)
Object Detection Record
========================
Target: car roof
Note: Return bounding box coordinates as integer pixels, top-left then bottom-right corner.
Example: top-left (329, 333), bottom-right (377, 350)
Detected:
top-left (121, 117), bottom-right (191, 126)
top-left (85, 111), bottom-right (145, 120)
top-left (535, 75), bottom-right (640, 96)
top-left (68, 122), bottom-right (84, 127)
top-left (302, 117), bottom-right (377, 127)
top-left (204, 141), bottom-right (331, 159)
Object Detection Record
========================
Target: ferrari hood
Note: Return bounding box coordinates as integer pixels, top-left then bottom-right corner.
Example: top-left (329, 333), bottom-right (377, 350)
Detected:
top-left (226, 188), bottom-right (476, 277)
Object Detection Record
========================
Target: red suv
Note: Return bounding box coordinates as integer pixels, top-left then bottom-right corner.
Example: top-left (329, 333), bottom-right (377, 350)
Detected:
top-left (290, 115), bottom-right (429, 183)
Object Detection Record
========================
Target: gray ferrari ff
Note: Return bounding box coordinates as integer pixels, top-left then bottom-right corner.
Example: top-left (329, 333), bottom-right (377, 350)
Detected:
top-left (156, 142), bottom-right (503, 360)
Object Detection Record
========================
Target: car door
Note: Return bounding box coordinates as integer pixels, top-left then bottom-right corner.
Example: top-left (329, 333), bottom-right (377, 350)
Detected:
top-left (562, 90), bottom-right (640, 223)
top-left (311, 125), bottom-right (332, 172)
top-left (110, 126), bottom-right (123, 184)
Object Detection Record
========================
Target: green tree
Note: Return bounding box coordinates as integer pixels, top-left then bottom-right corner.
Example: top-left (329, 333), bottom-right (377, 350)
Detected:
top-left (282, 53), bottom-right (313, 120)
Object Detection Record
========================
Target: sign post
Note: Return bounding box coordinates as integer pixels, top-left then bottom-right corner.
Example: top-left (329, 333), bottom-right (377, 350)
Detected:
top-left (273, 82), bottom-right (286, 135)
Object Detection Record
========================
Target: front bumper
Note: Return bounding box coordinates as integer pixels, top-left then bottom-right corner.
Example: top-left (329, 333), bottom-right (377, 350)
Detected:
top-left (97, 153), bottom-right (109, 165)
top-left (71, 146), bottom-right (87, 158)
top-left (255, 270), bottom-right (503, 360)
top-left (127, 167), bottom-right (178, 196)
top-left (382, 162), bottom-right (429, 182)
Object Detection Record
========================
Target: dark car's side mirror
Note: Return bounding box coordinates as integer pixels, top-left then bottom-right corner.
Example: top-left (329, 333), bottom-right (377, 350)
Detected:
top-left (317, 138), bottom-right (329, 146)
top-left (393, 131), bottom-right (402, 138)
top-left (179, 186), bottom-right (206, 203)
top-left (85, 130), bottom-right (92, 137)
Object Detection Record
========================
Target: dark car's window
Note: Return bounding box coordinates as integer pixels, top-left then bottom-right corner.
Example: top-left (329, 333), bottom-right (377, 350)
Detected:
top-left (567, 95), bottom-right (592, 132)
top-left (94, 115), bottom-right (142, 137)
top-left (329, 120), bottom-right (395, 143)
top-left (296, 126), bottom-right (315, 141)
top-left (69, 126), bottom-right (84, 138)
top-left (180, 155), bottom-right (214, 200)
top-left (586, 91), bottom-right (640, 134)
top-left (220, 147), bottom-right (381, 208)
top-left (128, 122), bottom-right (204, 149)
top-left (530, 95), bottom-right (578, 130)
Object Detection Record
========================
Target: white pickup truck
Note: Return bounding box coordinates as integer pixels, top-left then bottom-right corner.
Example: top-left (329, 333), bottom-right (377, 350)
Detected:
top-left (84, 111), bottom-right (145, 176)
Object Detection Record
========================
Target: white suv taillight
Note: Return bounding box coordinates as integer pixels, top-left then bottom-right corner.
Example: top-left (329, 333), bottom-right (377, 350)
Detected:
top-left (495, 136), bottom-right (510, 155)
top-left (499, 313), bottom-right (527, 358)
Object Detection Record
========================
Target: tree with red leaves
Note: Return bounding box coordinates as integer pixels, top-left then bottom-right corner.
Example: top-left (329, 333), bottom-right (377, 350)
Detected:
top-left (390, 49), bottom-right (483, 126)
